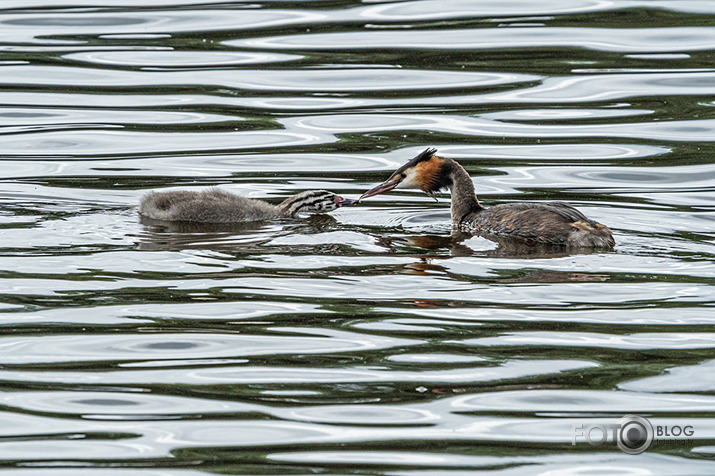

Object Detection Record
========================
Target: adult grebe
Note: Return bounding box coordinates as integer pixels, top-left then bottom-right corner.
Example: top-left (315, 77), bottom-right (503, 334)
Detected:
top-left (140, 188), bottom-right (355, 223)
top-left (360, 148), bottom-right (615, 248)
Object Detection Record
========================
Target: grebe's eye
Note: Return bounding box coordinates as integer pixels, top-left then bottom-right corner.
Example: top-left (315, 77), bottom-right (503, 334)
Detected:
top-left (400, 173), bottom-right (406, 179)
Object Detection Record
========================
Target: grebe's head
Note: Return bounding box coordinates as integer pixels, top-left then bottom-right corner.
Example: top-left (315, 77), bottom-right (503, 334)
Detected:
top-left (360, 148), bottom-right (451, 200)
top-left (283, 190), bottom-right (357, 216)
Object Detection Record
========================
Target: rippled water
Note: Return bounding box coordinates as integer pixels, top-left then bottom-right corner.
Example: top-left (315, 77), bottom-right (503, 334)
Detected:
top-left (1, 0), bottom-right (714, 474)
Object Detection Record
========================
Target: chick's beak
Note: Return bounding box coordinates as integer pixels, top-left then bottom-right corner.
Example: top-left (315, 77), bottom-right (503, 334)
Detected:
top-left (334, 196), bottom-right (358, 207)
top-left (359, 176), bottom-right (401, 201)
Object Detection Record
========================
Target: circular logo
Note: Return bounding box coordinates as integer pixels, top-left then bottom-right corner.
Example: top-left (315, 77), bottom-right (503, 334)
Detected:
top-left (617, 414), bottom-right (654, 454)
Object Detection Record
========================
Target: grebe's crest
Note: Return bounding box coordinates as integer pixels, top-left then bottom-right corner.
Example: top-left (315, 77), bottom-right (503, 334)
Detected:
top-left (395, 148), bottom-right (452, 195)
top-left (360, 147), bottom-right (453, 200)
top-left (393, 147), bottom-right (438, 177)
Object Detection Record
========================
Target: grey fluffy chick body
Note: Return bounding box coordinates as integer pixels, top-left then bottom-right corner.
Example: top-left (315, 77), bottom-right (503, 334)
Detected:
top-left (139, 188), bottom-right (353, 223)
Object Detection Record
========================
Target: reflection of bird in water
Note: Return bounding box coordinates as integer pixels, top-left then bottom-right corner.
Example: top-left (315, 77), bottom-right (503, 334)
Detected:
top-left (360, 148), bottom-right (615, 249)
top-left (378, 235), bottom-right (609, 281)
top-left (375, 233), bottom-right (476, 257)
top-left (375, 232), bottom-right (608, 259)
top-left (139, 188), bottom-right (355, 223)
top-left (137, 207), bottom-right (350, 253)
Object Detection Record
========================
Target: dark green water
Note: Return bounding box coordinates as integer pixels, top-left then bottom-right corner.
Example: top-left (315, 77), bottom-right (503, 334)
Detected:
top-left (0, 1), bottom-right (714, 474)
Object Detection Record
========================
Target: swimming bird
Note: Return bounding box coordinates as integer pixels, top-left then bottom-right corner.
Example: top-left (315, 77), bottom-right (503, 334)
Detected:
top-left (359, 148), bottom-right (615, 248)
top-left (139, 188), bottom-right (355, 223)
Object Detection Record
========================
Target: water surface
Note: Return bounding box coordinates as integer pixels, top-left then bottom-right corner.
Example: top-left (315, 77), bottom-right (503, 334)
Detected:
top-left (0, 0), bottom-right (714, 474)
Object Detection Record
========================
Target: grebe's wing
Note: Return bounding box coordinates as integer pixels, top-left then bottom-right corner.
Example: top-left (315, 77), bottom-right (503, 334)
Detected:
top-left (473, 202), bottom-right (607, 245)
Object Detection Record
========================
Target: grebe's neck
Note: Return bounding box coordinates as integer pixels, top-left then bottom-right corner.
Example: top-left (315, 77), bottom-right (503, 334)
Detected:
top-left (277, 192), bottom-right (308, 216)
top-left (445, 159), bottom-right (483, 225)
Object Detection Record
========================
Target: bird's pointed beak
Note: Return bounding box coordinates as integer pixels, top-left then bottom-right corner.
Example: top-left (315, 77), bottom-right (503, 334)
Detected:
top-left (334, 196), bottom-right (359, 207)
top-left (359, 177), bottom-right (400, 201)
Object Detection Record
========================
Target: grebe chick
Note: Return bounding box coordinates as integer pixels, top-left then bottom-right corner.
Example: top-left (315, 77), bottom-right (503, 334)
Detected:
top-left (360, 148), bottom-right (615, 249)
top-left (140, 188), bottom-right (355, 223)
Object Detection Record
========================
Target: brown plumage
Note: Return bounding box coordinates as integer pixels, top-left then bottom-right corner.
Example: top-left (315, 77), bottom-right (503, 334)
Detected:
top-left (360, 148), bottom-right (615, 249)
top-left (139, 188), bottom-right (354, 223)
